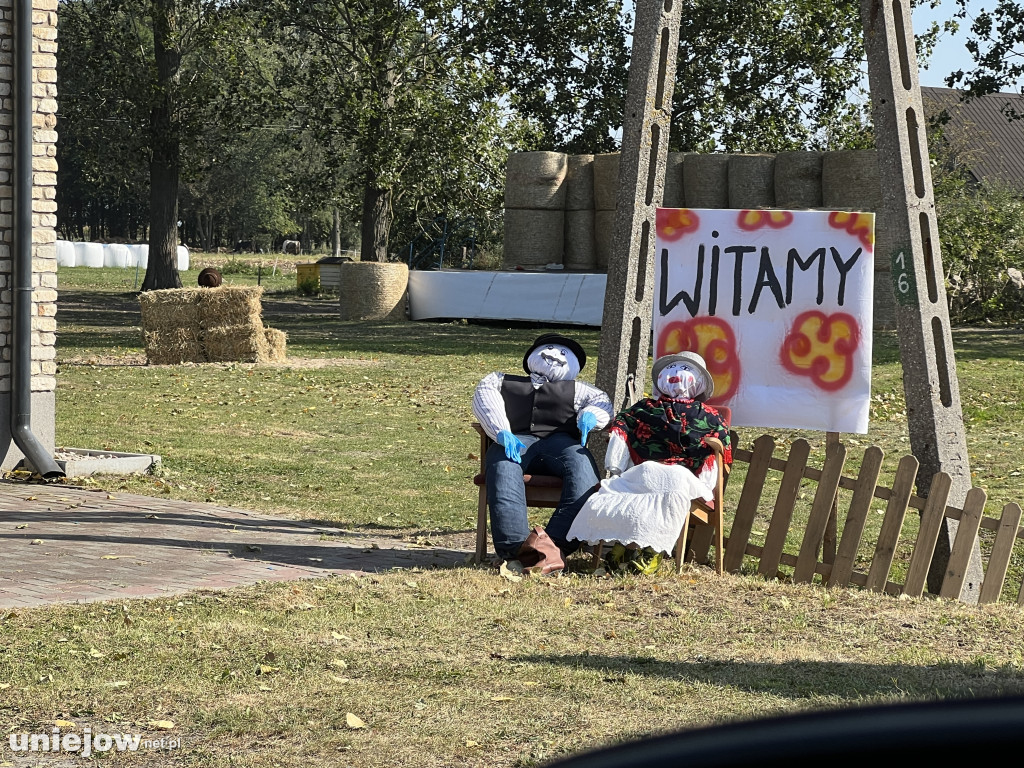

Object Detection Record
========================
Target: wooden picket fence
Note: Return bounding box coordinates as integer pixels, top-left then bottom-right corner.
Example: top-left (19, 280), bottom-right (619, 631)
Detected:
top-left (693, 433), bottom-right (1024, 605)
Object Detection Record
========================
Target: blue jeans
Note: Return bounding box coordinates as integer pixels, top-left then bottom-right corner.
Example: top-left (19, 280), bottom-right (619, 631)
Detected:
top-left (485, 431), bottom-right (599, 559)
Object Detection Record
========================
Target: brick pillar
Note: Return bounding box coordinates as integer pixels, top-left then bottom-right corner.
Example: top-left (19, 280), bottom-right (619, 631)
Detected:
top-left (0, 0), bottom-right (58, 469)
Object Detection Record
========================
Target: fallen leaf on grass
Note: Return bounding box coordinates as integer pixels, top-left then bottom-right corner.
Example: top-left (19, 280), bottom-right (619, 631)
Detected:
top-left (345, 713), bottom-right (367, 729)
top-left (15, 524), bottom-right (27, 530)
top-left (148, 720), bottom-right (175, 730)
top-left (330, 659), bottom-right (348, 670)
top-left (0, 683), bottom-right (10, 690)
top-left (101, 555), bottom-right (120, 560)
top-left (106, 495), bottom-right (117, 500)
top-left (491, 696), bottom-right (513, 702)
top-left (330, 632), bottom-right (351, 641)
top-left (89, 647), bottom-right (105, 658)
top-left (466, 740), bottom-right (480, 747)
top-left (105, 681), bottom-right (130, 689)
top-left (29, 539), bottom-right (43, 545)
top-left (499, 561), bottom-right (523, 582)
top-left (54, 720), bottom-right (76, 728)
top-left (330, 676), bottom-right (351, 684)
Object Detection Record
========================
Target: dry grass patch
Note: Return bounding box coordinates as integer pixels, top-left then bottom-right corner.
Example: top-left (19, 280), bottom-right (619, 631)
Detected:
top-left (2, 568), bottom-right (1024, 767)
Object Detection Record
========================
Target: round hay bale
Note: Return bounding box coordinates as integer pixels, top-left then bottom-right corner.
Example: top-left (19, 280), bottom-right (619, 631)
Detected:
top-left (663, 152), bottom-right (687, 208)
top-left (565, 155), bottom-right (595, 210)
top-left (563, 209), bottom-right (596, 271)
top-left (103, 243), bottom-right (131, 268)
top-left (129, 244), bottom-right (149, 269)
top-left (728, 154), bottom-right (776, 209)
top-left (177, 245), bottom-right (191, 270)
top-left (594, 209), bottom-right (617, 270)
top-left (683, 154), bottom-right (730, 209)
top-left (774, 151), bottom-right (823, 208)
top-left (338, 261), bottom-right (409, 321)
top-left (198, 267), bottom-right (223, 288)
top-left (822, 149), bottom-right (881, 210)
top-left (593, 153), bottom-right (621, 211)
top-left (75, 242), bottom-right (104, 268)
top-left (56, 240), bottom-right (75, 267)
top-left (502, 209), bottom-right (565, 269)
top-left (504, 151), bottom-right (568, 210)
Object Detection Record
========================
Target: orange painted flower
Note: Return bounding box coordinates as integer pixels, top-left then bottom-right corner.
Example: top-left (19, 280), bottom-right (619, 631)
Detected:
top-left (737, 210), bottom-right (793, 231)
top-left (656, 208), bottom-right (700, 241)
top-left (657, 316), bottom-right (740, 403)
top-left (780, 311), bottom-right (860, 391)
top-left (828, 211), bottom-right (874, 249)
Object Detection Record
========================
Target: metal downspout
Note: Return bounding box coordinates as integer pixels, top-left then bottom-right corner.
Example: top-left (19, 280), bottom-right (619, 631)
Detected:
top-left (12, 0), bottom-right (63, 479)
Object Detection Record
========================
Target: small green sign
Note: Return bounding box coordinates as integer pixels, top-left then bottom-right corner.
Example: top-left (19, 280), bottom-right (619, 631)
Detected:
top-left (890, 246), bottom-right (918, 306)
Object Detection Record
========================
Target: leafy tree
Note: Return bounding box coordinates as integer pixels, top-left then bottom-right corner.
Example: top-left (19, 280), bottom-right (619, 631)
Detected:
top-left (948, 0), bottom-right (1024, 108)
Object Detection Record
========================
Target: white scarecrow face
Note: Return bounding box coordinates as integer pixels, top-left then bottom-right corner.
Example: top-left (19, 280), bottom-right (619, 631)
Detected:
top-left (656, 361), bottom-right (703, 399)
top-left (527, 344), bottom-right (580, 382)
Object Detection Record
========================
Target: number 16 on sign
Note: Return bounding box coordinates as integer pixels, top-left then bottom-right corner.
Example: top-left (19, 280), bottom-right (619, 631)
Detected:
top-left (891, 248), bottom-right (918, 306)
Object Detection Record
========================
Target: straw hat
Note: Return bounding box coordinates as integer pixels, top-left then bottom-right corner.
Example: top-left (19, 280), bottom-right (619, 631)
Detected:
top-left (652, 351), bottom-right (714, 399)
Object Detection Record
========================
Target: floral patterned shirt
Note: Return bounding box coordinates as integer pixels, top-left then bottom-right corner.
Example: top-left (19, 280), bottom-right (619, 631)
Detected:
top-left (609, 397), bottom-right (732, 476)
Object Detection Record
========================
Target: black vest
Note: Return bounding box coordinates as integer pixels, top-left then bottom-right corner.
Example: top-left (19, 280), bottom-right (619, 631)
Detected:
top-left (500, 375), bottom-right (579, 438)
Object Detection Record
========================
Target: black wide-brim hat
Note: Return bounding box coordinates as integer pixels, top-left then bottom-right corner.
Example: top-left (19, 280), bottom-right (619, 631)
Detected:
top-left (522, 333), bottom-right (587, 373)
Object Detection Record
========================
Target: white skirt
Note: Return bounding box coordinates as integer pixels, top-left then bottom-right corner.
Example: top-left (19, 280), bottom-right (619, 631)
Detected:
top-left (566, 461), bottom-right (715, 555)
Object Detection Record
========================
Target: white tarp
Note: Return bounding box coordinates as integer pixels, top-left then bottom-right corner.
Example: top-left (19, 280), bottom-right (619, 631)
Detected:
top-left (408, 270), bottom-right (606, 326)
top-left (654, 208), bottom-right (875, 433)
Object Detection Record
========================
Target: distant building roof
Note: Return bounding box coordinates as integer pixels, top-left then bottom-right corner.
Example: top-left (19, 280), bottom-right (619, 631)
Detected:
top-left (921, 86), bottom-right (1024, 192)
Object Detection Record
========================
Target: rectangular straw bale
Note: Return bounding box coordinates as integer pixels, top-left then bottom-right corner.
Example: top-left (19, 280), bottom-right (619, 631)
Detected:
top-left (263, 327), bottom-right (287, 362)
top-left (144, 328), bottom-right (203, 365)
top-left (196, 286), bottom-right (264, 329)
top-left (203, 324), bottom-right (269, 363)
top-left (139, 288), bottom-right (201, 332)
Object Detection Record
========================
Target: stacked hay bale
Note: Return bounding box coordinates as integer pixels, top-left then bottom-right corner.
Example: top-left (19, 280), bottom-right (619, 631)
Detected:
top-left (822, 149), bottom-right (895, 330)
top-left (663, 152), bottom-right (687, 208)
top-left (774, 151), bottom-right (824, 208)
top-left (563, 154), bottom-right (597, 270)
top-left (503, 152), bottom-right (567, 270)
top-left (139, 286), bottom-right (287, 365)
top-left (683, 154), bottom-right (730, 208)
top-left (729, 154), bottom-right (776, 209)
top-left (592, 153), bottom-right (620, 270)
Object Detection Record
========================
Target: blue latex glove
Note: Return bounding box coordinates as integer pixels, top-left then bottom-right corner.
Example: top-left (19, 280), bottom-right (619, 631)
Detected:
top-left (496, 430), bottom-right (526, 464)
top-left (578, 411), bottom-right (597, 446)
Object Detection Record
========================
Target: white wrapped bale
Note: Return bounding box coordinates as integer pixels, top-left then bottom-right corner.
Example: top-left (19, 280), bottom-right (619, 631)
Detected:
top-left (177, 245), bottom-right (190, 271)
top-left (129, 244), bottom-right (149, 269)
top-left (56, 240), bottom-right (76, 267)
top-left (103, 243), bottom-right (131, 268)
top-left (504, 151), bottom-right (568, 210)
top-left (75, 242), bottom-right (104, 268)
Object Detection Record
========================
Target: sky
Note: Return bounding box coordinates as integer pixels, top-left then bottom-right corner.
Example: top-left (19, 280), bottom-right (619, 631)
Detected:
top-left (913, 0), bottom-right (1024, 91)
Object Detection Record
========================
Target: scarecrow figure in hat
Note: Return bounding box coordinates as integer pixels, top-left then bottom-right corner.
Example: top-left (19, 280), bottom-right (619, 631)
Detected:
top-left (472, 333), bottom-right (614, 575)
top-left (566, 351), bottom-right (732, 574)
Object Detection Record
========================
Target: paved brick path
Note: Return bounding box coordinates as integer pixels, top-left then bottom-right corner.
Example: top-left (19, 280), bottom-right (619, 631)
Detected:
top-left (0, 481), bottom-right (471, 608)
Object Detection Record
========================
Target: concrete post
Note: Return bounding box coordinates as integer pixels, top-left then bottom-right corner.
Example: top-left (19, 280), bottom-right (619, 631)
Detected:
top-left (861, 0), bottom-right (982, 601)
top-left (595, 0), bottom-right (682, 415)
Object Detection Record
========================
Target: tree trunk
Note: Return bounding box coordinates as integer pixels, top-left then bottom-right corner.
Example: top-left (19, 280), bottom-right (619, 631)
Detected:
top-left (359, 178), bottom-right (392, 263)
top-left (333, 207), bottom-right (341, 257)
top-left (142, 0), bottom-right (183, 292)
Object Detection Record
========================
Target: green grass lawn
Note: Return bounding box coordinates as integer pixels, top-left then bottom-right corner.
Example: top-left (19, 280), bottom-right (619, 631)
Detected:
top-left (1, 267), bottom-right (1021, 767)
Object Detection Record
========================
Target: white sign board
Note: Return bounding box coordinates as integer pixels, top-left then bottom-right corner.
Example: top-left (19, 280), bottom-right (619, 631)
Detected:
top-left (654, 208), bottom-right (875, 433)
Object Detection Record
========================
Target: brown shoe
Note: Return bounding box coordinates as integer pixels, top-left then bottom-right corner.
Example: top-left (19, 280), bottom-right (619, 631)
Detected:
top-left (517, 526), bottom-right (565, 575)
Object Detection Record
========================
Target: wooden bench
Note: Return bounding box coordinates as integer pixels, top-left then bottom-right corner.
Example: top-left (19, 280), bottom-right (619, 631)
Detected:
top-left (471, 411), bottom-right (734, 573)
